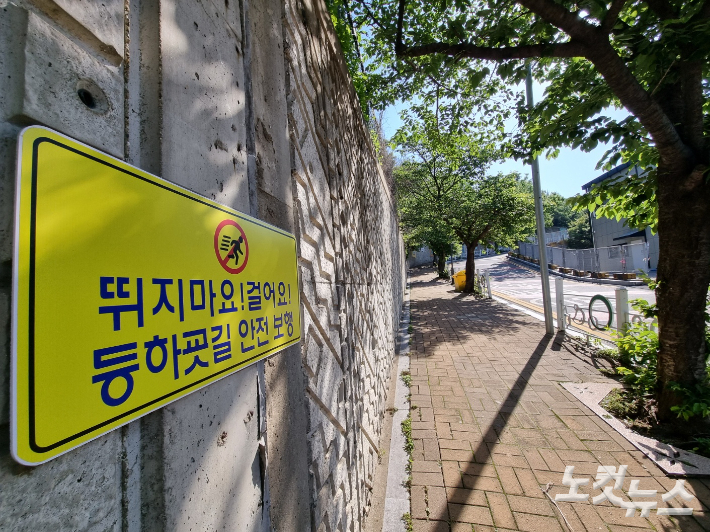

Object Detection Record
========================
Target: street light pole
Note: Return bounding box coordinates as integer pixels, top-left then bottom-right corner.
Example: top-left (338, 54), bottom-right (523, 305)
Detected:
top-left (526, 62), bottom-right (555, 335)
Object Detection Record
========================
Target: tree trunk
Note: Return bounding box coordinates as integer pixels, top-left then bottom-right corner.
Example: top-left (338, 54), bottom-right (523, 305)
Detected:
top-left (463, 242), bottom-right (478, 292)
top-left (437, 253), bottom-right (446, 276)
top-left (656, 162), bottom-right (710, 421)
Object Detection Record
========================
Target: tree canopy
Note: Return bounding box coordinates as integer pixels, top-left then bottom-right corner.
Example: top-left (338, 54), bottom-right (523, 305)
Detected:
top-left (444, 171), bottom-right (537, 250)
top-left (393, 104), bottom-right (535, 290)
top-left (341, 0), bottom-right (708, 231)
top-left (350, 0), bottom-right (708, 167)
top-left (543, 191), bottom-right (574, 228)
top-left (343, 0), bottom-right (710, 420)
top-left (396, 161), bottom-right (460, 275)
top-left (567, 212), bottom-right (594, 249)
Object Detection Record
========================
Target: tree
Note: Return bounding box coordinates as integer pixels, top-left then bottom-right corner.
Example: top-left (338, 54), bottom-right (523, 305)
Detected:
top-left (351, 0), bottom-right (710, 420)
top-left (397, 163), bottom-right (459, 275)
top-left (420, 223), bottom-right (459, 275)
top-left (544, 192), bottom-right (575, 228)
top-left (567, 212), bottom-right (594, 249)
top-left (393, 105), bottom-right (535, 291)
top-left (446, 172), bottom-right (536, 291)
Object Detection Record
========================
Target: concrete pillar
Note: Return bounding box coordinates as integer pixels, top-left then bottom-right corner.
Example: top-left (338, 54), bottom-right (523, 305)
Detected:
top-left (0, 2), bottom-right (124, 529)
top-left (247, 0), bottom-right (311, 529)
top-left (0, 1), bottom-right (264, 530)
top-left (555, 277), bottom-right (566, 332)
top-left (485, 270), bottom-right (492, 299)
top-left (616, 287), bottom-right (629, 335)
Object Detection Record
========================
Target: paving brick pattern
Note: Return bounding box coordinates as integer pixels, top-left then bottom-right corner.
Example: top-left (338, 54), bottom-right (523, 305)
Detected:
top-left (407, 269), bottom-right (709, 531)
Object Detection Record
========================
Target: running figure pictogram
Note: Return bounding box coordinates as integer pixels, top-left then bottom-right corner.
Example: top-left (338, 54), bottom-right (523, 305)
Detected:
top-left (220, 235), bottom-right (245, 266)
top-left (214, 219), bottom-right (249, 274)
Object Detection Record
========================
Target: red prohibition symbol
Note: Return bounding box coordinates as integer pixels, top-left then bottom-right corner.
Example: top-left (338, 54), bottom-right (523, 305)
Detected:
top-left (214, 219), bottom-right (249, 274)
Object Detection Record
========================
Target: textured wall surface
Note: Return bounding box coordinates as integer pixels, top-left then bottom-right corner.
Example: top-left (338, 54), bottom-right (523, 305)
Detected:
top-left (284, 1), bottom-right (405, 529)
top-left (0, 0), bottom-right (404, 530)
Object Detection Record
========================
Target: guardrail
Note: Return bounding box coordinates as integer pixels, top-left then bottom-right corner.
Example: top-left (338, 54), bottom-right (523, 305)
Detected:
top-left (554, 277), bottom-right (656, 343)
top-left (475, 269), bottom-right (492, 299)
top-left (465, 267), bottom-right (653, 346)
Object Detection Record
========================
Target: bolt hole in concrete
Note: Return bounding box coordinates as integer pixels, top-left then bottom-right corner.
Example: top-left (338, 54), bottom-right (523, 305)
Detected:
top-left (76, 79), bottom-right (109, 114)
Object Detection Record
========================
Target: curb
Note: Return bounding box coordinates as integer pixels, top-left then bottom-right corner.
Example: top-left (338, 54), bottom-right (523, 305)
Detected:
top-left (490, 290), bottom-right (614, 343)
top-left (382, 283), bottom-right (411, 531)
top-left (507, 256), bottom-right (646, 287)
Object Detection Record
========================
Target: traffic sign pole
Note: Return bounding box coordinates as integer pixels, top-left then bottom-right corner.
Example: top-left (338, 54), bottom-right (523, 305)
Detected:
top-left (526, 63), bottom-right (555, 335)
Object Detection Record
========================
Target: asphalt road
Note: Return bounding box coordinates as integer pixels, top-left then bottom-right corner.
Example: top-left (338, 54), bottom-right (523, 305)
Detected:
top-left (451, 253), bottom-right (655, 331)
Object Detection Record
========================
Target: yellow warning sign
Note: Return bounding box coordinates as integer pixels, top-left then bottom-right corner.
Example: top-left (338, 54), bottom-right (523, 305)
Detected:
top-left (12, 126), bottom-right (301, 465)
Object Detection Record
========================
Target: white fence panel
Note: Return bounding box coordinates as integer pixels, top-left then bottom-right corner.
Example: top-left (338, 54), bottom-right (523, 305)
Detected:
top-left (517, 241), bottom-right (650, 274)
top-left (598, 247), bottom-right (617, 272)
top-left (626, 243), bottom-right (650, 273)
top-left (550, 247), bottom-right (564, 266)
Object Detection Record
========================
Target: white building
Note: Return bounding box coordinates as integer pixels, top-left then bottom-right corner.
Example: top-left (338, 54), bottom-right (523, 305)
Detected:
top-left (408, 246), bottom-right (435, 267)
top-left (528, 227), bottom-right (569, 245)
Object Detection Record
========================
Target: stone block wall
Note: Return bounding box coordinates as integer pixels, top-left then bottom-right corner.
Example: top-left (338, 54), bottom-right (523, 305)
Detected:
top-left (0, 0), bottom-right (404, 530)
top-left (284, 1), bottom-right (405, 529)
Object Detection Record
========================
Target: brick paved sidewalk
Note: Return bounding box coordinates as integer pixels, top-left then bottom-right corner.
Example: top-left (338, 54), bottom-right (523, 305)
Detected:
top-left (407, 268), bottom-right (709, 532)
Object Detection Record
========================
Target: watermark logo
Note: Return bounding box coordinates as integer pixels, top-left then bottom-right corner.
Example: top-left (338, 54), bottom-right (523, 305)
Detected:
top-left (555, 465), bottom-right (695, 517)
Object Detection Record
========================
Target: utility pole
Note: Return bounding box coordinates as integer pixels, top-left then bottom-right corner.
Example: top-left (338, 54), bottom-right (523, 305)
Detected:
top-left (526, 62), bottom-right (555, 335)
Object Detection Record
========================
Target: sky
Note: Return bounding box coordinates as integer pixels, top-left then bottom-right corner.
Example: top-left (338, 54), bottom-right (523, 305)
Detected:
top-left (380, 82), bottom-right (630, 199)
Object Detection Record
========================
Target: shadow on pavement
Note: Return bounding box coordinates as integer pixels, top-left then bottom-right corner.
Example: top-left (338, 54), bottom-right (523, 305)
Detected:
top-left (431, 333), bottom-right (557, 524)
top-left (408, 267), bottom-right (536, 358)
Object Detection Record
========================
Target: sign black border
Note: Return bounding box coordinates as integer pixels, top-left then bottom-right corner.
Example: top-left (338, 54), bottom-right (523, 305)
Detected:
top-left (27, 136), bottom-right (300, 454)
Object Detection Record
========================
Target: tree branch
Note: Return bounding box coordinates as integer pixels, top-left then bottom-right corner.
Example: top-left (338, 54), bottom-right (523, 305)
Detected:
top-left (356, 0), bottom-right (387, 33)
top-left (412, 146), bottom-right (434, 173)
top-left (399, 41), bottom-right (586, 60)
top-left (475, 223), bottom-right (494, 243)
top-left (601, 0), bottom-right (626, 33)
top-left (516, 0), bottom-right (696, 168)
top-left (679, 60), bottom-right (706, 157)
top-left (343, 0), bottom-right (365, 74)
top-left (517, 0), bottom-right (599, 41)
top-left (391, 0), bottom-right (696, 172)
top-left (396, 0), bottom-right (406, 56)
top-left (393, 0), bottom-right (590, 59)
top-left (358, 0), bottom-right (448, 90)
top-left (410, 149), bottom-right (446, 200)
top-left (587, 43), bottom-right (694, 167)
top-left (650, 60), bottom-right (676, 96)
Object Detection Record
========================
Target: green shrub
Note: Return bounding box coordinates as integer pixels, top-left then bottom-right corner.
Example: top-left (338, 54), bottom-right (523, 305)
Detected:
top-left (401, 513), bottom-right (413, 532)
top-left (614, 291), bottom-right (710, 423)
top-left (691, 437), bottom-right (710, 456)
top-left (401, 414), bottom-right (413, 488)
top-left (669, 382), bottom-right (710, 421)
top-left (595, 347), bottom-right (621, 363)
top-left (615, 321), bottom-right (659, 398)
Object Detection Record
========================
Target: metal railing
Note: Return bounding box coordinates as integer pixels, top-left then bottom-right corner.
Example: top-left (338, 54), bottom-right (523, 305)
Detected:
top-left (554, 277), bottom-right (656, 345)
top-left (464, 269), bottom-right (492, 298)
